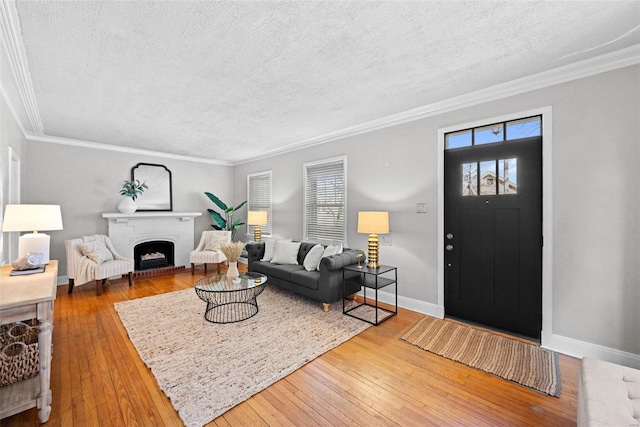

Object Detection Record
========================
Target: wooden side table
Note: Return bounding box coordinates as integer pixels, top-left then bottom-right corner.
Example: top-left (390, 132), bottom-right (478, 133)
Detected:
top-left (0, 260), bottom-right (57, 423)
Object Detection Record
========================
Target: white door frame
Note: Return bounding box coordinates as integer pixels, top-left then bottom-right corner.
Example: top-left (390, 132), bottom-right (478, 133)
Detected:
top-left (7, 146), bottom-right (21, 262)
top-left (437, 106), bottom-right (553, 347)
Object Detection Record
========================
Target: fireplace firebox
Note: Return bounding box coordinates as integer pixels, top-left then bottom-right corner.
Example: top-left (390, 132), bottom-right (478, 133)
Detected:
top-left (134, 241), bottom-right (175, 271)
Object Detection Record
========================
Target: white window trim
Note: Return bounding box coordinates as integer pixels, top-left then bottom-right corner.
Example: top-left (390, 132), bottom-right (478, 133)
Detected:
top-left (247, 170), bottom-right (272, 238)
top-left (303, 155), bottom-right (347, 245)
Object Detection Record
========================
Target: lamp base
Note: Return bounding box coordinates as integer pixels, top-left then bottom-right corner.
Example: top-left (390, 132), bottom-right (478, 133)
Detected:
top-left (253, 226), bottom-right (262, 243)
top-left (18, 233), bottom-right (51, 264)
top-left (367, 234), bottom-right (380, 269)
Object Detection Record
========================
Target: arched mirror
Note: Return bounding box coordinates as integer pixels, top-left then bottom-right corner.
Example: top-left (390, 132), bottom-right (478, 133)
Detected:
top-left (131, 163), bottom-right (173, 211)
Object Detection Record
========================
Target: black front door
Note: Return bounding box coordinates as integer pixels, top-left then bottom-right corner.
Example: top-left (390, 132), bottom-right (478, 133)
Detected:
top-left (444, 132), bottom-right (542, 339)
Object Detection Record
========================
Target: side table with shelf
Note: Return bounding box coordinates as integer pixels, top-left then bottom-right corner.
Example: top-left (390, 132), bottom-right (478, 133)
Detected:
top-left (0, 260), bottom-right (57, 423)
top-left (342, 264), bottom-right (397, 325)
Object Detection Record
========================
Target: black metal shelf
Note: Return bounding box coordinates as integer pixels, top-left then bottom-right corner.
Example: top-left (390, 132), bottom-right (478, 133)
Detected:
top-left (342, 264), bottom-right (397, 326)
top-left (344, 274), bottom-right (396, 290)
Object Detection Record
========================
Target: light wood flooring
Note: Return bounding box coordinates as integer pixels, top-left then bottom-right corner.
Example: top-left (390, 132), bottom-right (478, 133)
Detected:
top-left (3, 265), bottom-right (579, 426)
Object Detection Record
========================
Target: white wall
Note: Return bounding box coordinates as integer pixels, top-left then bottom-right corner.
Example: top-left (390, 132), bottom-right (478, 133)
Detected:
top-left (234, 65), bottom-right (640, 361)
top-left (24, 140), bottom-right (234, 276)
top-left (0, 94), bottom-right (26, 265)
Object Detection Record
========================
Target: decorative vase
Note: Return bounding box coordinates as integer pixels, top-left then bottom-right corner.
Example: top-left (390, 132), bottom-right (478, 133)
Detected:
top-left (118, 197), bottom-right (137, 214)
top-left (226, 261), bottom-right (239, 281)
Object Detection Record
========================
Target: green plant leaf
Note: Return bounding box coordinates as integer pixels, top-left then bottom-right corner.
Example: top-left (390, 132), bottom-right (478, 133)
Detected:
top-left (205, 192), bottom-right (228, 211)
top-left (207, 209), bottom-right (226, 229)
top-left (232, 201), bottom-right (247, 212)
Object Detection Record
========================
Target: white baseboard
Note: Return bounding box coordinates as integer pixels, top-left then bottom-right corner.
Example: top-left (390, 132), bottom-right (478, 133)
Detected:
top-left (542, 331), bottom-right (640, 369)
top-left (57, 275), bottom-right (68, 286)
top-left (357, 289), bottom-right (444, 319)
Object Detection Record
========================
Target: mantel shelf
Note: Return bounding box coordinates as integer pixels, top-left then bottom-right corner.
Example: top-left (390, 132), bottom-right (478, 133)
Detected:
top-left (101, 211), bottom-right (202, 220)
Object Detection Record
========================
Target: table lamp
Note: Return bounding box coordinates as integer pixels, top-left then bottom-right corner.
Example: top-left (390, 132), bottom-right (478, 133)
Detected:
top-left (2, 204), bottom-right (63, 264)
top-left (357, 211), bottom-right (389, 269)
top-left (247, 210), bottom-right (268, 242)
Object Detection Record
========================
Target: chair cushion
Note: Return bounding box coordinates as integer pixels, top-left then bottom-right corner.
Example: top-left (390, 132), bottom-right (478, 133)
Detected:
top-left (80, 240), bottom-right (113, 264)
top-left (580, 357), bottom-right (640, 426)
top-left (204, 234), bottom-right (229, 251)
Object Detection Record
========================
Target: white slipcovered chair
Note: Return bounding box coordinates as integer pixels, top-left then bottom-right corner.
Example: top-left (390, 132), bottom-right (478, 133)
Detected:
top-left (190, 230), bottom-right (231, 275)
top-left (65, 234), bottom-right (134, 296)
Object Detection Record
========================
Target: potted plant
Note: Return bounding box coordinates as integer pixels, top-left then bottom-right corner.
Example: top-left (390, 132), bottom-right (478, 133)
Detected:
top-left (118, 179), bottom-right (148, 213)
top-left (205, 192), bottom-right (246, 239)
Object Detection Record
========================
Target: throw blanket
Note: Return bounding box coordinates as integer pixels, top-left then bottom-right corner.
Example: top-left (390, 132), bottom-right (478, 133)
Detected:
top-left (74, 235), bottom-right (125, 285)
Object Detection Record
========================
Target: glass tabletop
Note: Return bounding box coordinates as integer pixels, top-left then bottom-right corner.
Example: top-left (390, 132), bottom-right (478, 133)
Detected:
top-left (194, 272), bottom-right (267, 292)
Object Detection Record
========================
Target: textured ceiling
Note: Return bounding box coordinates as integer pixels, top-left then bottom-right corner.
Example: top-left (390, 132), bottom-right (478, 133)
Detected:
top-left (10, 1), bottom-right (640, 163)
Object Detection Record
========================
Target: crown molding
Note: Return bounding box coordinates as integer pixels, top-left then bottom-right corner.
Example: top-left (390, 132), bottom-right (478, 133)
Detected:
top-left (26, 134), bottom-right (232, 166)
top-left (0, 0), bottom-right (43, 135)
top-left (232, 44), bottom-right (640, 165)
top-left (0, 83), bottom-right (27, 136)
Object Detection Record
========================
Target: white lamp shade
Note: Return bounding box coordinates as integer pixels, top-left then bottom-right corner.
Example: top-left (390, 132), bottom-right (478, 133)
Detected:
top-left (2, 204), bottom-right (63, 232)
top-left (247, 210), bottom-right (268, 226)
top-left (2, 204), bottom-right (63, 265)
top-left (357, 211), bottom-right (389, 234)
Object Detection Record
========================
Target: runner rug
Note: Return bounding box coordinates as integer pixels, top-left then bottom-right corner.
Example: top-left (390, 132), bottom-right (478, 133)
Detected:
top-left (401, 316), bottom-right (560, 396)
top-left (114, 285), bottom-right (370, 427)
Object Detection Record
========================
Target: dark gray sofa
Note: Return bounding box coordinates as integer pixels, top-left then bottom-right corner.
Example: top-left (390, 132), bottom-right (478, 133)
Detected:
top-left (246, 242), bottom-right (363, 311)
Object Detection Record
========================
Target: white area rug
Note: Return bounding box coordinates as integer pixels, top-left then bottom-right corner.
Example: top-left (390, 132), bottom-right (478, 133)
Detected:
top-left (114, 285), bottom-right (370, 427)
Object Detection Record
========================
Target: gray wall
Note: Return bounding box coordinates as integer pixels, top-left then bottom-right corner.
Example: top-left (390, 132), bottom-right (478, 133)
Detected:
top-left (24, 140), bottom-right (234, 276)
top-left (234, 65), bottom-right (640, 357)
top-left (1, 95), bottom-right (26, 265)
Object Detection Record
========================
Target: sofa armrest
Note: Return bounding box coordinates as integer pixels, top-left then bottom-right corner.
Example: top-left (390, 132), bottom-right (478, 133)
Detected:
top-left (246, 242), bottom-right (265, 271)
top-left (319, 249), bottom-right (364, 271)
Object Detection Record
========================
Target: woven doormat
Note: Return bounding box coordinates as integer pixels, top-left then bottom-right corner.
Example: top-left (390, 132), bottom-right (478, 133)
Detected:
top-left (401, 316), bottom-right (560, 396)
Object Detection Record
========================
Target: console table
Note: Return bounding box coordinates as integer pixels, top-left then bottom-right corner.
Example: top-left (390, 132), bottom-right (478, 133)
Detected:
top-left (342, 264), bottom-right (397, 325)
top-left (0, 261), bottom-right (57, 423)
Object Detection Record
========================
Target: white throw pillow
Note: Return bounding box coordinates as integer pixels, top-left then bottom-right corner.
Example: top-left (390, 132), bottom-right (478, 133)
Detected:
top-left (270, 241), bottom-right (301, 265)
top-left (80, 241), bottom-right (114, 264)
top-left (303, 244), bottom-right (324, 271)
top-left (261, 238), bottom-right (291, 262)
top-left (316, 243), bottom-right (342, 270)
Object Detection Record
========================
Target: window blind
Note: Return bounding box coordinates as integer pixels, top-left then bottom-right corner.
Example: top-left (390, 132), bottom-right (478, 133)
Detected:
top-left (304, 158), bottom-right (346, 243)
top-left (247, 171), bottom-right (272, 236)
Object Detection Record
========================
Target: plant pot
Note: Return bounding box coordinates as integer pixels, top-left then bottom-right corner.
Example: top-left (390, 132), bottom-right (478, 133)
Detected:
top-left (226, 261), bottom-right (239, 281)
top-left (118, 197), bottom-right (137, 214)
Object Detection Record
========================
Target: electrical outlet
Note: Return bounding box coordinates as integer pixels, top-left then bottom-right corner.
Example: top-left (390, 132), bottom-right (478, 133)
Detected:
top-left (416, 203), bottom-right (427, 213)
top-left (380, 233), bottom-right (392, 246)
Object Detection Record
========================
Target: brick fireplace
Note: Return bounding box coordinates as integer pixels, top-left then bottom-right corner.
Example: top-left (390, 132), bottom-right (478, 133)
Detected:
top-left (102, 211), bottom-right (201, 270)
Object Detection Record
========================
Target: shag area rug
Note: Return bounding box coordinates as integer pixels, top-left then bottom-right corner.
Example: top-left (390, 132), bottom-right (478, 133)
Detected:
top-left (402, 316), bottom-right (560, 396)
top-left (114, 285), bottom-right (370, 427)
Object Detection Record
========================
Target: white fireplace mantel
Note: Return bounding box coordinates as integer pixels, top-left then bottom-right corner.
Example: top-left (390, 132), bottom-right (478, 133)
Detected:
top-left (102, 211), bottom-right (202, 268)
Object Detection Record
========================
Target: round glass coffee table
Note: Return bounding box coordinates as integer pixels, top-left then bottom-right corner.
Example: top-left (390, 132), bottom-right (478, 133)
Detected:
top-left (194, 272), bottom-right (268, 324)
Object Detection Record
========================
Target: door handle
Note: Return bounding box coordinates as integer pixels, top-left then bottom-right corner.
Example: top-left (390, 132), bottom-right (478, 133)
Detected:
top-left (446, 244), bottom-right (454, 251)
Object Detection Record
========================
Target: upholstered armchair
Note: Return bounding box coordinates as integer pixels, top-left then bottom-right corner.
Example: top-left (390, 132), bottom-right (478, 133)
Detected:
top-left (65, 235), bottom-right (134, 296)
top-left (190, 230), bottom-right (231, 275)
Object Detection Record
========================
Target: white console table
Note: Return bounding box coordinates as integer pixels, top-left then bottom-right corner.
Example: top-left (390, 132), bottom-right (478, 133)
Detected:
top-left (0, 260), bottom-right (57, 423)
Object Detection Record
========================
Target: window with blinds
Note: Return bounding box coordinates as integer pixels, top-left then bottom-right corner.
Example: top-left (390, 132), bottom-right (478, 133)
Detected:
top-left (247, 170), bottom-right (272, 236)
top-left (303, 156), bottom-right (346, 243)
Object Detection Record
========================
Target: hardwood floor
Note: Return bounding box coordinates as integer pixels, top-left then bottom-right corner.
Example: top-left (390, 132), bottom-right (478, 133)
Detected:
top-left (3, 266), bottom-right (579, 426)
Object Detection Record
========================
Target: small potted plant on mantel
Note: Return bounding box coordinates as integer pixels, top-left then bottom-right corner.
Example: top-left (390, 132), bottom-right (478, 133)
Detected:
top-left (118, 179), bottom-right (148, 213)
